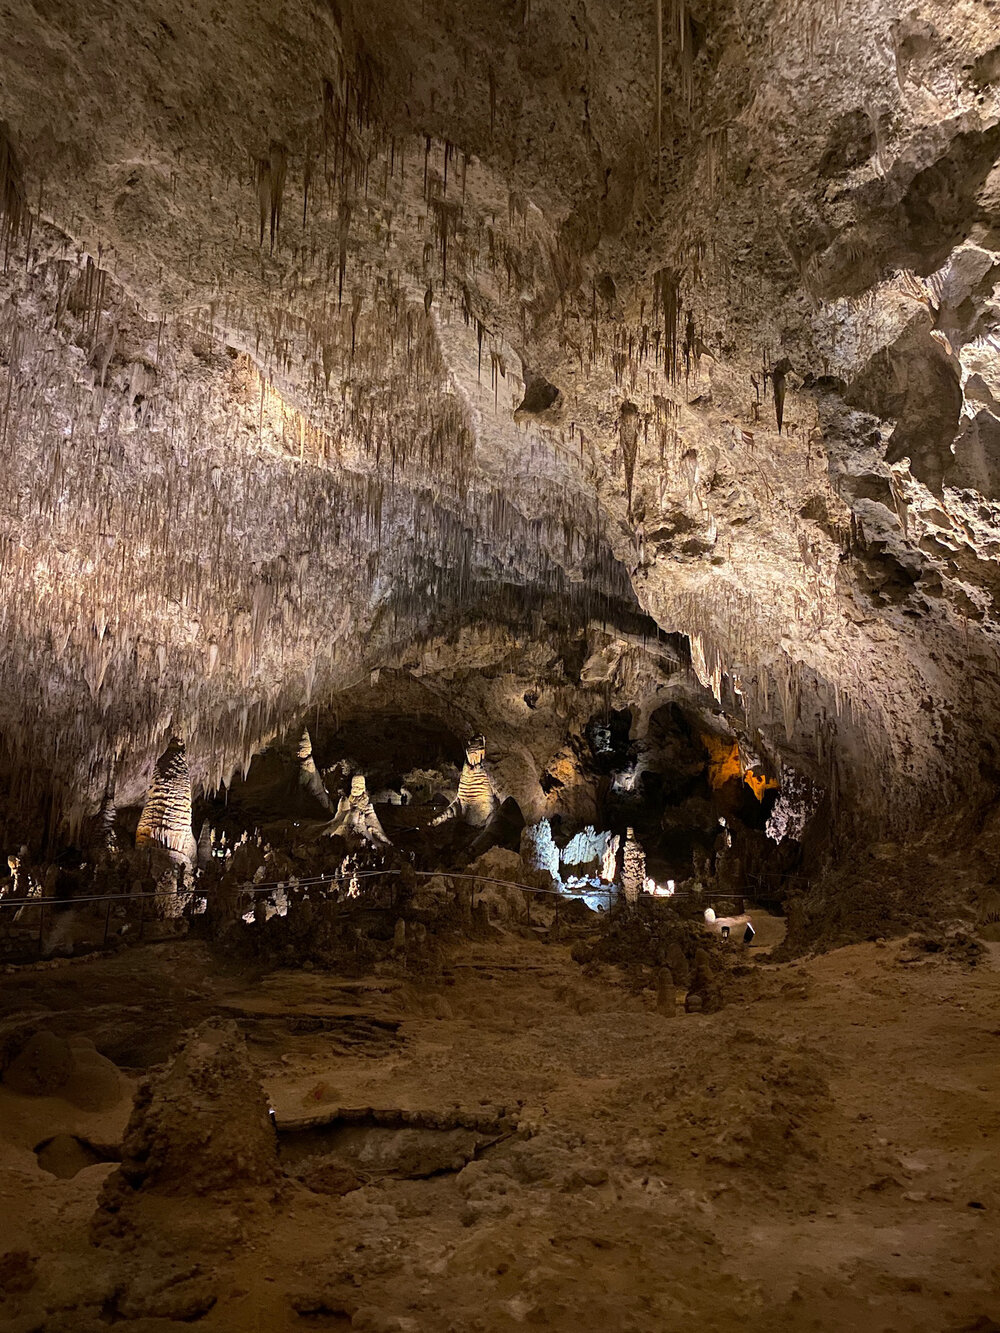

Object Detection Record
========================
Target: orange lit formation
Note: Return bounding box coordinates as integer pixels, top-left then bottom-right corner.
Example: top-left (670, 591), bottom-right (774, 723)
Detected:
top-left (701, 734), bottom-right (778, 802)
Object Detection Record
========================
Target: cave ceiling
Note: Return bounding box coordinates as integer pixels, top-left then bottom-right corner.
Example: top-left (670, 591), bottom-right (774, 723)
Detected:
top-left (2, 0), bottom-right (1000, 830)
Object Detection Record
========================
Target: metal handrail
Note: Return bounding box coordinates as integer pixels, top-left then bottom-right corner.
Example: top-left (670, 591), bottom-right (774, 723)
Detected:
top-left (0, 868), bottom-right (790, 914)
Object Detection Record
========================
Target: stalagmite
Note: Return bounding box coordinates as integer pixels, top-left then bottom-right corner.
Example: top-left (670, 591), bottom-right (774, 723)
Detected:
top-left (88, 787), bottom-right (118, 856)
top-left (136, 737), bottom-right (197, 867)
top-left (621, 827), bottom-right (646, 908)
top-left (322, 774), bottom-right (391, 847)
top-left (431, 735), bottom-right (499, 828)
top-left (562, 825), bottom-right (617, 878)
top-left (601, 834), bottom-right (621, 885)
top-left (521, 818), bottom-right (560, 885)
top-left (297, 728), bottom-right (334, 811)
top-left (5, 847), bottom-right (31, 898)
top-left (196, 821), bottom-right (215, 869)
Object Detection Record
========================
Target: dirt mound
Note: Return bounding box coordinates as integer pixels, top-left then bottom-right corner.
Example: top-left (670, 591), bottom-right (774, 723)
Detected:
top-left (900, 930), bottom-right (984, 967)
top-left (95, 1018), bottom-right (277, 1221)
top-left (3, 1031), bottom-right (124, 1110)
top-left (74, 1020), bottom-right (282, 1324)
top-left (465, 846), bottom-right (555, 925)
top-left (780, 831), bottom-right (994, 954)
top-left (579, 900), bottom-right (720, 975)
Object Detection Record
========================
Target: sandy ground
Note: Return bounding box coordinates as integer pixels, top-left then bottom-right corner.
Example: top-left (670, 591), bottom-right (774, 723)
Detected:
top-left (1, 923), bottom-right (999, 1332)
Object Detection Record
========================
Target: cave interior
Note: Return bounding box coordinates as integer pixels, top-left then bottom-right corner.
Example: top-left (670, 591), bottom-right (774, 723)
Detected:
top-left (1, 0), bottom-right (1000, 1328)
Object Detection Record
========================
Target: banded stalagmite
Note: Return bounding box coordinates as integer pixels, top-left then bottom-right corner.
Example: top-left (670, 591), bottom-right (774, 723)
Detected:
top-left (90, 786), bottom-right (119, 856)
top-left (136, 738), bottom-right (197, 866)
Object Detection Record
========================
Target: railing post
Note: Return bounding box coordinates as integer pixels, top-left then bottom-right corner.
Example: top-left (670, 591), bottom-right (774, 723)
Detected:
top-left (37, 899), bottom-right (45, 957)
top-left (103, 895), bottom-right (113, 947)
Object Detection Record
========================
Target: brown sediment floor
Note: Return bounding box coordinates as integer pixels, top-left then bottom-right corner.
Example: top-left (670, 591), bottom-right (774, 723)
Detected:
top-left (2, 928), bottom-right (999, 1332)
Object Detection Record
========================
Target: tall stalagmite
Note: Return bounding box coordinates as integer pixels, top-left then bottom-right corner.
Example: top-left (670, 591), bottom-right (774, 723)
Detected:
top-left (297, 728), bottom-right (333, 811)
top-left (135, 738), bottom-right (197, 867)
top-left (89, 788), bottom-right (118, 857)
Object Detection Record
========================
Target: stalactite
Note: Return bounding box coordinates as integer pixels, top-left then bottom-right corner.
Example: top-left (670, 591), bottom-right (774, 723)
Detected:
top-left (653, 268), bottom-right (681, 381)
top-left (0, 122), bottom-right (27, 268)
top-left (655, 0), bottom-right (663, 189)
top-left (620, 401), bottom-right (640, 518)
top-left (667, 0), bottom-right (693, 110)
top-left (705, 126), bottom-right (728, 197)
top-left (0, 63), bottom-right (878, 842)
top-left (255, 143), bottom-right (288, 252)
top-left (0, 226), bottom-right (640, 825)
top-left (772, 358), bottom-right (790, 434)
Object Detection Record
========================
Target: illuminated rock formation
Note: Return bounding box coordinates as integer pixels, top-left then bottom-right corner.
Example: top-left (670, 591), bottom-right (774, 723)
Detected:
top-left (5, 848), bottom-right (31, 898)
top-left (135, 739), bottom-right (197, 867)
top-left (0, 0), bottom-right (998, 866)
top-left (324, 774), bottom-right (391, 847)
top-left (88, 788), bottom-right (119, 858)
top-left (522, 819), bottom-right (560, 886)
top-left (297, 728), bottom-right (334, 812)
top-left (562, 826), bottom-right (618, 881)
top-left (621, 828), bottom-right (646, 909)
top-left (432, 737), bottom-right (499, 828)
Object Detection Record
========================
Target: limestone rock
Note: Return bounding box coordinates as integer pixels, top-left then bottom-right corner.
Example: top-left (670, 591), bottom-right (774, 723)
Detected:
top-left (95, 1019), bottom-right (277, 1220)
top-left (3, 1031), bottom-right (123, 1110)
top-left (135, 737), bottom-right (197, 867)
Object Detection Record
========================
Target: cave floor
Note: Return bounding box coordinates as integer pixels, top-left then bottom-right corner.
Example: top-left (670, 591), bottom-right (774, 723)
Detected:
top-left (2, 929), bottom-right (999, 1332)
